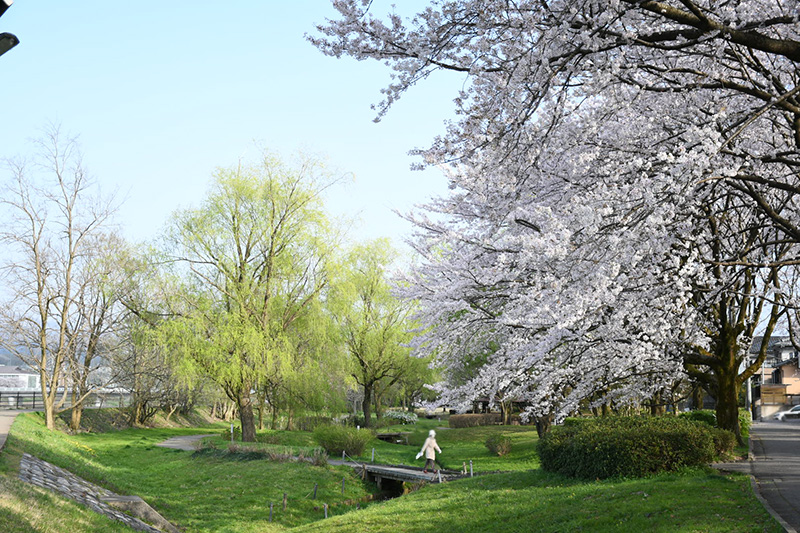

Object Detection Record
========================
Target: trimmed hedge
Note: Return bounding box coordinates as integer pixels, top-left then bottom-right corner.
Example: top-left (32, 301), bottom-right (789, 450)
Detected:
top-left (679, 408), bottom-right (752, 439)
top-left (451, 414), bottom-right (500, 428)
top-left (450, 413), bottom-right (521, 428)
top-left (538, 416), bottom-right (733, 479)
top-left (678, 410), bottom-right (716, 427)
top-left (313, 425), bottom-right (374, 457)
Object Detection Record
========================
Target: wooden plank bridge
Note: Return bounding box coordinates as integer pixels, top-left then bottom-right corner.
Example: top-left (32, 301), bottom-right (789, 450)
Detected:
top-left (353, 463), bottom-right (466, 489)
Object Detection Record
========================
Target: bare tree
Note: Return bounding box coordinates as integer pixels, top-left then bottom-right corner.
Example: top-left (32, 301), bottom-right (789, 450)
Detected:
top-left (0, 126), bottom-right (116, 430)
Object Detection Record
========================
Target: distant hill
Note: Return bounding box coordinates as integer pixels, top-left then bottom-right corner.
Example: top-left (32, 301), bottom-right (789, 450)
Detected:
top-left (0, 348), bottom-right (24, 367)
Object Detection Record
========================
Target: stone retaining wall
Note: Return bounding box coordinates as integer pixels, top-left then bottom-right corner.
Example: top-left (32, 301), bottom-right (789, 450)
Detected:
top-left (18, 453), bottom-right (164, 532)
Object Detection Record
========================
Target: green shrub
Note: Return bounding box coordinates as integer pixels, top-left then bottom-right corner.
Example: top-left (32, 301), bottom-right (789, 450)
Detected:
top-left (485, 434), bottom-right (512, 456)
top-left (296, 415), bottom-right (333, 432)
top-left (710, 427), bottom-right (737, 457)
top-left (538, 416), bottom-right (717, 479)
top-left (739, 408), bottom-right (752, 437)
top-left (313, 425), bottom-right (374, 457)
top-left (679, 410), bottom-right (717, 427)
top-left (340, 414), bottom-right (367, 428)
top-left (221, 426), bottom-right (241, 441)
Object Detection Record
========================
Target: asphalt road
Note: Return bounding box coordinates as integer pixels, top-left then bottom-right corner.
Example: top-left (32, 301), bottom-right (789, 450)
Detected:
top-left (714, 419), bottom-right (800, 532)
top-left (750, 420), bottom-right (800, 532)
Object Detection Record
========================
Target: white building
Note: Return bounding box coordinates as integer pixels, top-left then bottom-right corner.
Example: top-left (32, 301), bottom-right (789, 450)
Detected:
top-left (0, 365), bottom-right (40, 392)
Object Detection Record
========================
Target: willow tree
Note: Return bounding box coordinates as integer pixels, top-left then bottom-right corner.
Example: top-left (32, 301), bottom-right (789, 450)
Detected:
top-left (332, 240), bottom-right (417, 427)
top-left (164, 153), bottom-right (339, 442)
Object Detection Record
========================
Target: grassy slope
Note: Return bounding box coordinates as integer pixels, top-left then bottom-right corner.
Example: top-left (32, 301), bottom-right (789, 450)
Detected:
top-left (2, 413), bottom-right (377, 533)
top-left (294, 469), bottom-right (780, 533)
top-left (0, 475), bottom-right (132, 533)
top-left (0, 412), bottom-right (784, 533)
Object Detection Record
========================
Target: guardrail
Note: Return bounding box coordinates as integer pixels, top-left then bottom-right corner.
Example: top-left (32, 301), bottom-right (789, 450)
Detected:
top-left (0, 391), bottom-right (131, 410)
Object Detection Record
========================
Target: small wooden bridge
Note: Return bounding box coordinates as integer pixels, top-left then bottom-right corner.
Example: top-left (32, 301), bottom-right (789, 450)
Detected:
top-left (353, 463), bottom-right (466, 489)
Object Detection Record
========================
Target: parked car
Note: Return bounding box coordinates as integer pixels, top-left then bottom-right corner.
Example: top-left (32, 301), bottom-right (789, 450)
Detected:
top-left (774, 405), bottom-right (800, 421)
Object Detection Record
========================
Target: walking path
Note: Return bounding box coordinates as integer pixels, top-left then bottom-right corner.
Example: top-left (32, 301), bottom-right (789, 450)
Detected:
top-left (0, 409), bottom-right (30, 451)
top-left (714, 419), bottom-right (800, 532)
top-left (155, 434), bottom-right (217, 451)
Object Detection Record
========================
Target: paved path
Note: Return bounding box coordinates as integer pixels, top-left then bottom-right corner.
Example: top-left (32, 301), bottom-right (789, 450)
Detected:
top-left (155, 434), bottom-right (217, 451)
top-left (715, 419), bottom-right (800, 532)
top-left (0, 410), bottom-right (30, 451)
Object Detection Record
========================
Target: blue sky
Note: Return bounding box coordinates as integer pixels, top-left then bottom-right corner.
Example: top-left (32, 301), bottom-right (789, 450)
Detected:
top-left (0, 1), bottom-right (461, 256)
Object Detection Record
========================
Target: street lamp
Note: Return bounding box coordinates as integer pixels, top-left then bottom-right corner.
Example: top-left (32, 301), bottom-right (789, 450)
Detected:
top-left (0, 32), bottom-right (18, 57)
top-left (0, 0), bottom-right (18, 59)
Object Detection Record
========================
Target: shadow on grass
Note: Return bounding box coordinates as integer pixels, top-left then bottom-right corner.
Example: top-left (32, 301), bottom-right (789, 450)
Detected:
top-left (0, 508), bottom-right (44, 533)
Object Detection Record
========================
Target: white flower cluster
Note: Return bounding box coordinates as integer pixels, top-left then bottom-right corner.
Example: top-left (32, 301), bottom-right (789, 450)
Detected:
top-left (314, 0), bottom-right (800, 424)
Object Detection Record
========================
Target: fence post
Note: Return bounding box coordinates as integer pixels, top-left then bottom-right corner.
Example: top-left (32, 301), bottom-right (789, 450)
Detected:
top-left (269, 502), bottom-right (273, 522)
top-left (371, 448), bottom-right (375, 463)
top-left (469, 460), bottom-right (473, 477)
top-left (313, 483), bottom-right (318, 499)
top-left (283, 492), bottom-right (287, 511)
top-left (324, 503), bottom-right (328, 518)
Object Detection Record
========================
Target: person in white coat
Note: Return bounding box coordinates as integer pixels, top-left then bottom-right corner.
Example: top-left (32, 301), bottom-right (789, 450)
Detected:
top-left (416, 429), bottom-right (442, 473)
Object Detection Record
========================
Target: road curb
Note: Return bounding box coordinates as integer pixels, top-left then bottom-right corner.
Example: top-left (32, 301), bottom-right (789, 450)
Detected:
top-left (747, 423), bottom-right (796, 533)
top-left (749, 475), bottom-right (797, 533)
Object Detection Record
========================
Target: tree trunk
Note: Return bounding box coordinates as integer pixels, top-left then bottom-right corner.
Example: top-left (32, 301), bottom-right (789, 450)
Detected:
top-left (535, 414), bottom-right (552, 438)
top-left (649, 391), bottom-right (665, 416)
top-left (238, 392), bottom-right (257, 442)
top-left (500, 401), bottom-right (512, 425)
top-left (43, 396), bottom-right (56, 430)
top-left (362, 384), bottom-right (373, 428)
top-left (714, 365), bottom-right (742, 444)
top-left (692, 385), bottom-right (705, 410)
top-left (373, 391), bottom-right (383, 423)
top-left (70, 405), bottom-right (84, 431)
top-left (271, 405), bottom-right (279, 430)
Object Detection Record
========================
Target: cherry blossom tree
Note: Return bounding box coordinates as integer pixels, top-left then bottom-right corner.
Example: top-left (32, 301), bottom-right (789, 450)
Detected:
top-left (311, 1), bottom-right (800, 438)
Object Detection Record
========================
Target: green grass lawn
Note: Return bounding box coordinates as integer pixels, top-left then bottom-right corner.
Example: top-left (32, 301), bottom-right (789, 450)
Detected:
top-left (0, 411), bottom-right (784, 533)
top-left (354, 419), bottom-right (539, 472)
top-left (0, 475), bottom-right (132, 533)
top-left (293, 469), bottom-right (780, 533)
top-left (2, 413), bottom-right (378, 532)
